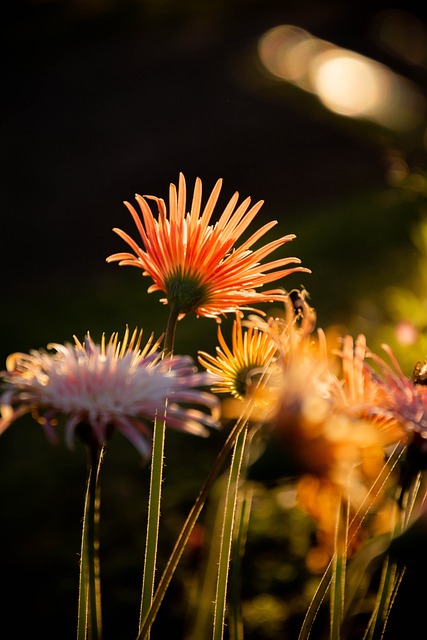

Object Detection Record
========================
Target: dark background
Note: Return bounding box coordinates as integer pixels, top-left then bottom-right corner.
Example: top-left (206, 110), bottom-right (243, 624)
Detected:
top-left (1, 1), bottom-right (426, 638)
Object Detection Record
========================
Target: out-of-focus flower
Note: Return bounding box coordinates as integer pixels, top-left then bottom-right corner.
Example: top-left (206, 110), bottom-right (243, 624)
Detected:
top-left (286, 334), bottom-right (416, 570)
top-left (243, 287), bottom-right (318, 364)
top-left (106, 173), bottom-right (310, 319)
top-left (0, 328), bottom-right (220, 458)
top-left (242, 307), bottom-right (393, 492)
top-left (259, 322), bottom-right (399, 564)
top-left (331, 334), bottom-right (405, 447)
top-left (267, 336), bottom-right (349, 481)
top-left (364, 343), bottom-right (427, 440)
top-left (242, 290), bottom-right (336, 449)
top-left (252, 332), bottom-right (381, 571)
top-left (361, 344), bottom-right (427, 501)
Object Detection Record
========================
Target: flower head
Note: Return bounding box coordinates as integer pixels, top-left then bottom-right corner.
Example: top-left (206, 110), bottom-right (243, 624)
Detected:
top-left (332, 335), bottom-right (405, 446)
top-left (198, 313), bottom-right (278, 400)
top-left (264, 329), bottom-right (399, 569)
top-left (363, 343), bottom-right (427, 440)
top-left (0, 327), bottom-right (220, 459)
top-left (198, 312), bottom-right (279, 420)
top-left (106, 173), bottom-right (310, 319)
top-left (358, 344), bottom-right (427, 501)
top-left (253, 314), bottom-right (388, 496)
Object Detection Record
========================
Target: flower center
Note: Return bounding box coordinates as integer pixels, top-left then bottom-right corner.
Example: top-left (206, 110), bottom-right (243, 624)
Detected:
top-left (165, 270), bottom-right (210, 314)
top-left (232, 367), bottom-right (264, 399)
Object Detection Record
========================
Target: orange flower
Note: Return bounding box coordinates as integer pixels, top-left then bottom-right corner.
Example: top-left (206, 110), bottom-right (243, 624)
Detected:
top-left (258, 320), bottom-right (388, 496)
top-left (332, 334), bottom-right (405, 448)
top-left (107, 173), bottom-right (310, 319)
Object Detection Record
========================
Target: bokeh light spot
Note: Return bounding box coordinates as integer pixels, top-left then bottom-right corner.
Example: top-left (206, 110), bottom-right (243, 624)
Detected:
top-left (258, 24), bottom-right (426, 131)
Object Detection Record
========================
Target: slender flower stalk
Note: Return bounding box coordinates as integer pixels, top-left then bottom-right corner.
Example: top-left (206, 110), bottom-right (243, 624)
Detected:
top-left (228, 482), bottom-right (253, 640)
top-left (164, 302), bottom-right (181, 355)
top-left (77, 441), bottom-right (104, 640)
top-left (139, 306), bottom-right (180, 638)
top-left (136, 398), bottom-right (258, 640)
top-left (139, 409), bottom-right (167, 638)
top-left (107, 173), bottom-right (310, 320)
top-left (330, 496), bottom-right (348, 640)
top-left (212, 425), bottom-right (248, 640)
top-left (198, 309), bottom-right (284, 638)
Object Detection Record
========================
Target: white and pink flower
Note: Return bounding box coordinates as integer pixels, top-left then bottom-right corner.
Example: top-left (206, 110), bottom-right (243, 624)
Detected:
top-left (0, 327), bottom-right (220, 458)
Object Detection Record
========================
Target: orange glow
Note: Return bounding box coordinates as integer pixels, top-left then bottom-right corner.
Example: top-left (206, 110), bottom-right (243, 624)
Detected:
top-left (258, 24), bottom-right (425, 131)
top-left (311, 51), bottom-right (384, 118)
top-left (311, 48), bottom-right (424, 130)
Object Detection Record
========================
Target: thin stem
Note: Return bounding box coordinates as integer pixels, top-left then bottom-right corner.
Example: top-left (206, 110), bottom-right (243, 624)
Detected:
top-left (136, 410), bottom-right (251, 640)
top-left (138, 305), bottom-right (180, 637)
top-left (229, 488), bottom-right (252, 640)
top-left (228, 427), bottom-right (257, 640)
top-left (213, 426), bottom-right (248, 640)
top-left (139, 412), bottom-right (166, 635)
top-left (330, 496), bottom-right (348, 640)
top-left (362, 552), bottom-right (397, 640)
top-left (364, 474), bottom-right (423, 640)
top-left (164, 303), bottom-right (181, 355)
top-left (186, 476), bottom-right (228, 639)
top-left (77, 442), bottom-right (104, 640)
top-left (298, 444), bottom-right (404, 640)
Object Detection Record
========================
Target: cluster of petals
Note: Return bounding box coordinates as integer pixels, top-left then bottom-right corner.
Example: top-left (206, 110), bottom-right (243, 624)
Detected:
top-left (198, 311), bottom-right (285, 421)
top-left (0, 328), bottom-right (220, 458)
top-left (257, 321), bottom-right (401, 567)
top-left (106, 173), bottom-right (311, 318)
top-left (237, 297), bottom-right (394, 497)
top-left (292, 336), bottom-right (423, 568)
top-left (198, 312), bottom-right (278, 408)
top-left (361, 343), bottom-right (427, 442)
top-left (268, 336), bottom-right (377, 487)
top-left (197, 287), bottom-right (424, 568)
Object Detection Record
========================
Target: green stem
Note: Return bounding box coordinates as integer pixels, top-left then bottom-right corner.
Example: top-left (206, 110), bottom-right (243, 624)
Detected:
top-left (330, 497), bottom-right (348, 640)
top-left (77, 442), bottom-right (104, 640)
top-left (298, 444), bottom-right (404, 640)
top-left (363, 556), bottom-right (397, 640)
top-left (136, 412), bottom-right (251, 640)
top-left (364, 474), bottom-right (421, 640)
top-left (138, 305), bottom-right (180, 637)
top-left (228, 427), bottom-right (256, 640)
top-left (229, 489), bottom-right (252, 640)
top-left (164, 303), bottom-right (181, 355)
top-left (213, 426), bottom-right (248, 640)
top-left (139, 412), bottom-right (166, 636)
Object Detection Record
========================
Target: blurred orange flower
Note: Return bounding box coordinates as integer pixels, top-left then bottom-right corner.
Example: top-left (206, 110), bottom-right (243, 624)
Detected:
top-left (259, 322), bottom-right (397, 507)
